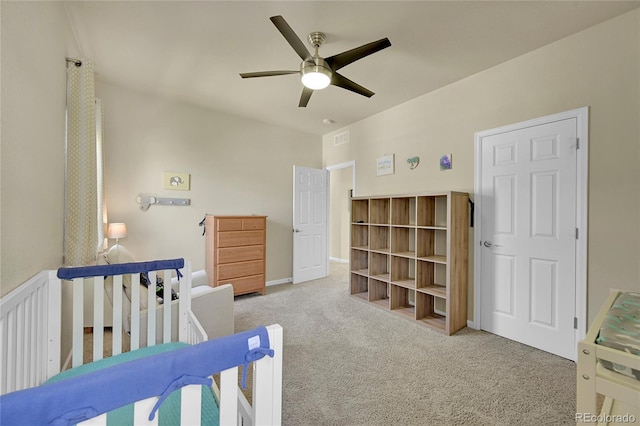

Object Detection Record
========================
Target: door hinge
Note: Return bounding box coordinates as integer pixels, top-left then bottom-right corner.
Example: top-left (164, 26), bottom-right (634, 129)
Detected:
top-left (574, 317), bottom-right (578, 330)
top-left (576, 138), bottom-right (580, 149)
top-left (575, 228), bottom-right (579, 239)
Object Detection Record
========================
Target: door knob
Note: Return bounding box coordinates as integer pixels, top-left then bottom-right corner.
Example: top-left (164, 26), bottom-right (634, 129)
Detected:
top-left (483, 240), bottom-right (502, 248)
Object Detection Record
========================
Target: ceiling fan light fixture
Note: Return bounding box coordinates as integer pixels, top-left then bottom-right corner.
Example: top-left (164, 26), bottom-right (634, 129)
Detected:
top-left (301, 59), bottom-right (332, 90)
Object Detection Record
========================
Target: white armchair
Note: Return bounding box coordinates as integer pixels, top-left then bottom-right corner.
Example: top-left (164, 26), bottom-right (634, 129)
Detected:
top-left (102, 248), bottom-right (234, 347)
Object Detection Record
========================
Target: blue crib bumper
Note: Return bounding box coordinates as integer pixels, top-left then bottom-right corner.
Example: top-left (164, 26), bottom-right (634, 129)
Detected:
top-left (0, 326), bottom-right (274, 426)
top-left (56, 258), bottom-right (185, 280)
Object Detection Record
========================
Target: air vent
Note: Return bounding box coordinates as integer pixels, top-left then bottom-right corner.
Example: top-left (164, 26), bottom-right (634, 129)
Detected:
top-left (334, 131), bottom-right (350, 146)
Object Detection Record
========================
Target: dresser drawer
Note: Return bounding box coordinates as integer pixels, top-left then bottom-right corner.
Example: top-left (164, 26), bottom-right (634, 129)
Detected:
top-left (241, 218), bottom-right (265, 230)
top-left (217, 230), bottom-right (264, 248)
top-left (216, 218), bottom-right (243, 231)
top-left (216, 217), bottom-right (265, 232)
top-left (222, 275), bottom-right (265, 295)
top-left (217, 245), bottom-right (264, 264)
top-left (217, 260), bottom-right (264, 280)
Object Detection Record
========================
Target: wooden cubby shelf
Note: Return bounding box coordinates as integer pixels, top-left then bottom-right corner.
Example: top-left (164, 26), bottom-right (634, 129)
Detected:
top-left (349, 191), bottom-right (469, 335)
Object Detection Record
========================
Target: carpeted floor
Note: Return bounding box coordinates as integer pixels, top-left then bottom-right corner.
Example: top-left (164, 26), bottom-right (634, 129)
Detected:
top-left (233, 262), bottom-right (577, 426)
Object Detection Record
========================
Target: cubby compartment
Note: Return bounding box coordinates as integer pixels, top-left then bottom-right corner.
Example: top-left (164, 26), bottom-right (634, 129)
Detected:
top-left (415, 292), bottom-right (446, 332)
top-left (351, 224), bottom-right (369, 250)
top-left (416, 228), bottom-right (447, 263)
top-left (390, 256), bottom-right (415, 289)
top-left (390, 284), bottom-right (415, 320)
top-left (350, 273), bottom-right (368, 300)
top-left (417, 195), bottom-right (448, 228)
top-left (391, 196), bottom-right (416, 226)
top-left (416, 261), bottom-right (446, 298)
top-left (369, 252), bottom-right (390, 282)
top-left (351, 199), bottom-right (369, 223)
top-left (349, 191), bottom-right (468, 335)
top-left (370, 225), bottom-right (390, 252)
top-left (369, 198), bottom-right (390, 224)
top-left (433, 196), bottom-right (448, 228)
top-left (369, 278), bottom-right (389, 309)
top-left (350, 248), bottom-right (368, 276)
top-left (391, 227), bottom-right (415, 257)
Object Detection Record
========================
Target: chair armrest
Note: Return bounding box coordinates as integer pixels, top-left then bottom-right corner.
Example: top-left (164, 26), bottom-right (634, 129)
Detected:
top-left (170, 269), bottom-right (209, 292)
top-left (190, 284), bottom-right (234, 339)
top-left (133, 283), bottom-right (234, 346)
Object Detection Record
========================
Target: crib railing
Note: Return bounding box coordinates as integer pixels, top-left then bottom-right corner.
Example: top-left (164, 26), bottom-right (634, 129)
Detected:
top-left (74, 324), bottom-right (283, 426)
top-left (1, 260), bottom-right (283, 426)
top-left (58, 259), bottom-right (199, 371)
top-left (0, 270), bottom-right (61, 395)
top-left (1, 259), bottom-right (203, 394)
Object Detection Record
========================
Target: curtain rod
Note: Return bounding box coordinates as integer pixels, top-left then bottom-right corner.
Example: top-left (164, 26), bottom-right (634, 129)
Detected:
top-left (65, 57), bottom-right (82, 67)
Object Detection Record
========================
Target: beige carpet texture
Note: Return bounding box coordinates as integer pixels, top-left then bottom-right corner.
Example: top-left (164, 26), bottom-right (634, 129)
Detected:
top-left (233, 262), bottom-right (577, 426)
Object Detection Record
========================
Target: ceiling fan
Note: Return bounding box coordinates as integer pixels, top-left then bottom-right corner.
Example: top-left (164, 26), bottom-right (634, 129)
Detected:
top-left (240, 15), bottom-right (391, 107)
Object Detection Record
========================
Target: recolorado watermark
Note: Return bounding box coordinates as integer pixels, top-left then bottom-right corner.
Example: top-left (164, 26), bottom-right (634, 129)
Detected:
top-left (576, 412), bottom-right (637, 423)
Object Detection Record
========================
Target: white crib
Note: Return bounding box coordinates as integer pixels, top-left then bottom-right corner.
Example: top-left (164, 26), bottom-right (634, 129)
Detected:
top-left (0, 258), bottom-right (282, 425)
top-left (577, 289), bottom-right (639, 424)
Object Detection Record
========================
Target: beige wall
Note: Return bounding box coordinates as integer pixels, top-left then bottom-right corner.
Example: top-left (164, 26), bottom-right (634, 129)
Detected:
top-left (97, 81), bottom-right (321, 282)
top-left (0, 2), bottom-right (79, 297)
top-left (323, 9), bottom-right (640, 325)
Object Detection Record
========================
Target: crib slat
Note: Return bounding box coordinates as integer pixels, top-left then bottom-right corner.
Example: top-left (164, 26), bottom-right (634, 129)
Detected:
top-left (29, 287), bottom-right (39, 387)
top-left (46, 271), bottom-right (61, 378)
top-left (130, 273), bottom-right (140, 351)
top-left (162, 270), bottom-right (171, 344)
top-left (178, 261), bottom-right (192, 343)
top-left (111, 275), bottom-right (123, 356)
top-left (133, 397), bottom-right (159, 425)
top-left (219, 366), bottom-right (239, 425)
top-left (181, 384), bottom-right (202, 425)
top-left (147, 271), bottom-right (157, 346)
top-left (253, 324), bottom-right (284, 425)
top-left (16, 296), bottom-right (26, 390)
top-left (4, 308), bottom-right (16, 392)
top-left (92, 276), bottom-right (104, 362)
top-left (72, 277), bottom-right (84, 368)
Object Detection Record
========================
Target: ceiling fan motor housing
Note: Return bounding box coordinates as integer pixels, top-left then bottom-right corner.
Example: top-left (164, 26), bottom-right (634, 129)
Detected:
top-left (300, 57), bottom-right (332, 90)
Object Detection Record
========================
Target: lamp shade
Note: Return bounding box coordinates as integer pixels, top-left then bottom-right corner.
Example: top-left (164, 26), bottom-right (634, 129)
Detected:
top-left (106, 223), bottom-right (127, 240)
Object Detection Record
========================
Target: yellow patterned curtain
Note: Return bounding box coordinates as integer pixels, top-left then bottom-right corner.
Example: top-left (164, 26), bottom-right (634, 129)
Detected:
top-left (96, 98), bottom-right (106, 252)
top-left (65, 59), bottom-right (104, 265)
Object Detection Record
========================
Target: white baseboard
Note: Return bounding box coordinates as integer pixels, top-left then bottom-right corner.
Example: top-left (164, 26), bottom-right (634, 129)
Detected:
top-left (266, 278), bottom-right (292, 287)
top-left (329, 257), bottom-right (349, 263)
top-left (467, 320), bottom-right (478, 329)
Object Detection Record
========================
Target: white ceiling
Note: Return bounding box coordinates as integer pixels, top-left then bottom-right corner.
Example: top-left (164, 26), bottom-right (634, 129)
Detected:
top-left (64, 1), bottom-right (639, 136)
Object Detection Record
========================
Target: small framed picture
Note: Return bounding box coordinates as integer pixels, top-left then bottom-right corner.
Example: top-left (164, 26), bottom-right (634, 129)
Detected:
top-left (163, 172), bottom-right (190, 190)
top-left (376, 154), bottom-right (395, 176)
top-left (440, 154), bottom-right (452, 171)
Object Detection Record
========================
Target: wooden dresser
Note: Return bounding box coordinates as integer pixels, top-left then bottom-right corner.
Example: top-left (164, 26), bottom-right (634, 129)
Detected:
top-left (205, 215), bottom-right (267, 296)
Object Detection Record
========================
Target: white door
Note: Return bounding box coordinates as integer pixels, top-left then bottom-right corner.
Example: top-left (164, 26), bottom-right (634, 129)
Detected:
top-left (293, 166), bottom-right (329, 284)
top-left (477, 116), bottom-right (580, 360)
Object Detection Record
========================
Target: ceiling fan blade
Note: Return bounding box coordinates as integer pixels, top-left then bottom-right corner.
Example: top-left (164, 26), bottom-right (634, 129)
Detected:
top-left (270, 15), bottom-right (312, 62)
top-left (325, 38), bottom-right (391, 71)
top-left (331, 72), bottom-right (375, 98)
top-left (298, 87), bottom-right (313, 107)
top-left (240, 70), bottom-right (299, 79)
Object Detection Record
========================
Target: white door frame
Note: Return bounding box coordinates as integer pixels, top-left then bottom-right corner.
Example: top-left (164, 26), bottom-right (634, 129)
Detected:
top-left (473, 107), bottom-right (589, 350)
top-left (326, 160), bottom-right (357, 196)
top-left (326, 161), bottom-right (357, 265)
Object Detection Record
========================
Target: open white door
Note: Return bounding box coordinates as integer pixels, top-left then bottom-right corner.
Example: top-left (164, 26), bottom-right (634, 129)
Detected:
top-left (293, 166), bottom-right (329, 284)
